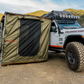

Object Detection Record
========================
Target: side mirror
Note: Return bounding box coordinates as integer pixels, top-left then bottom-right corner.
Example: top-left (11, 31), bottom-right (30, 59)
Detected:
top-left (51, 26), bottom-right (57, 32)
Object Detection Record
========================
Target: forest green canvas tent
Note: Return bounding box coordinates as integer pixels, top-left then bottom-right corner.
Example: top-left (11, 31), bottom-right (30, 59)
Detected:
top-left (0, 12), bottom-right (51, 67)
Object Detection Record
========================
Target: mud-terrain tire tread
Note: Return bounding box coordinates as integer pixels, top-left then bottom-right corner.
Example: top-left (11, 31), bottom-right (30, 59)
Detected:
top-left (65, 42), bottom-right (84, 72)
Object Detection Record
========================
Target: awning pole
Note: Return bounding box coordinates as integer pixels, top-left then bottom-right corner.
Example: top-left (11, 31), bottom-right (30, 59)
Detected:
top-left (0, 22), bottom-right (3, 68)
top-left (0, 13), bottom-right (6, 68)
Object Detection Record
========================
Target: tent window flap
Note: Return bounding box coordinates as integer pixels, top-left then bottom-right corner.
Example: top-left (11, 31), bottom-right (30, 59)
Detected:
top-left (19, 19), bottom-right (41, 56)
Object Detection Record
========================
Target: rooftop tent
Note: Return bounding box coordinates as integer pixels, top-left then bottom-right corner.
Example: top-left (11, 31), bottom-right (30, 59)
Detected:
top-left (0, 12), bottom-right (51, 66)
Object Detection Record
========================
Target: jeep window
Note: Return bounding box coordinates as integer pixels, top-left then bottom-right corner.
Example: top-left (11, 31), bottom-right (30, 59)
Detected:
top-left (57, 21), bottom-right (82, 29)
top-left (50, 22), bottom-right (56, 32)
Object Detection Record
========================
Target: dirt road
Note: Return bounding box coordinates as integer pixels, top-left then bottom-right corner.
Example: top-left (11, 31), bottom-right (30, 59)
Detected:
top-left (0, 51), bottom-right (84, 84)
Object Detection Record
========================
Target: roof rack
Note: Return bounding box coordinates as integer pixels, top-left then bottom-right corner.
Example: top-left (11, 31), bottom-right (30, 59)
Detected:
top-left (42, 10), bottom-right (80, 20)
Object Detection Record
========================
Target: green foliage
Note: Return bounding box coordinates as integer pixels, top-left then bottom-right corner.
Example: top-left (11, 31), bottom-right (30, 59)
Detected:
top-left (0, 13), bottom-right (4, 26)
top-left (26, 10), bottom-right (49, 16)
top-left (78, 15), bottom-right (84, 23)
top-left (64, 8), bottom-right (84, 27)
top-left (78, 15), bottom-right (84, 27)
top-left (0, 13), bottom-right (3, 21)
top-left (64, 8), bottom-right (84, 16)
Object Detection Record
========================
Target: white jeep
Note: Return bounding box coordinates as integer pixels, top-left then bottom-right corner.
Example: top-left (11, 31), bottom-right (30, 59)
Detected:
top-left (43, 11), bottom-right (84, 71)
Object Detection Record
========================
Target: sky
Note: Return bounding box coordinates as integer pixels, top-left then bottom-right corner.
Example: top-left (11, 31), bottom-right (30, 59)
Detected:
top-left (0, 0), bottom-right (84, 14)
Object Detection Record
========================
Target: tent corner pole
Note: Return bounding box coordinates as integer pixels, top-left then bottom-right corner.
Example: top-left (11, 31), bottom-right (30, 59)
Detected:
top-left (0, 22), bottom-right (3, 68)
top-left (0, 13), bottom-right (6, 68)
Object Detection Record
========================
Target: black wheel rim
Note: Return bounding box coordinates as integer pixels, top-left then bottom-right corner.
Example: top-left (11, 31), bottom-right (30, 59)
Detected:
top-left (68, 50), bottom-right (75, 64)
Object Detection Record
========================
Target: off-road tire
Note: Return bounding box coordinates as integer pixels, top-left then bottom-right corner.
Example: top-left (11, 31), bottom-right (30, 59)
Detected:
top-left (65, 42), bottom-right (84, 72)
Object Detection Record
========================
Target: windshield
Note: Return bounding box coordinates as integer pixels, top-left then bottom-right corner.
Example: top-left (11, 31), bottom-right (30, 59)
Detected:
top-left (57, 21), bottom-right (82, 29)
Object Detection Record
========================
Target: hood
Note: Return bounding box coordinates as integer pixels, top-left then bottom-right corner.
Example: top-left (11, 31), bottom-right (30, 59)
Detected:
top-left (61, 28), bottom-right (84, 35)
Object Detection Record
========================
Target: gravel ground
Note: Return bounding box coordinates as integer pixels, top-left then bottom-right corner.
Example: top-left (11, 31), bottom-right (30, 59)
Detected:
top-left (0, 51), bottom-right (84, 84)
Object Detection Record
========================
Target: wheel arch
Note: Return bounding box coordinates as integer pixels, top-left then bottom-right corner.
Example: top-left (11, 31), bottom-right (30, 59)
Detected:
top-left (63, 35), bottom-right (84, 49)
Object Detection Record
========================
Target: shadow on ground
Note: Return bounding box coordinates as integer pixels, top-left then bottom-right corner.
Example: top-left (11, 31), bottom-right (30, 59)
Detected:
top-left (48, 51), bottom-right (65, 63)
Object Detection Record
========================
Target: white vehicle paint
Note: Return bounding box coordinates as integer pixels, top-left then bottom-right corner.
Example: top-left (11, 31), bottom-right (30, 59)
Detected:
top-left (49, 19), bottom-right (84, 52)
top-left (43, 11), bottom-right (84, 71)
